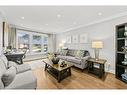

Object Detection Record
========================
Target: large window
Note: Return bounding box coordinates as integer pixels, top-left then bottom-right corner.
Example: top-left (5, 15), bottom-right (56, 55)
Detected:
top-left (32, 35), bottom-right (42, 53)
top-left (17, 29), bottom-right (49, 54)
top-left (17, 32), bottom-right (30, 53)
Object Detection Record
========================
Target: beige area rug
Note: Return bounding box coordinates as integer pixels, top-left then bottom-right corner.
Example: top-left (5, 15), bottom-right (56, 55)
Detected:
top-left (25, 60), bottom-right (45, 70)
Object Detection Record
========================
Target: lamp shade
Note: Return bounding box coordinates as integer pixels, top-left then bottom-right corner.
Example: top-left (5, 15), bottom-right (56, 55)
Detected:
top-left (92, 41), bottom-right (103, 48)
top-left (59, 43), bottom-right (63, 47)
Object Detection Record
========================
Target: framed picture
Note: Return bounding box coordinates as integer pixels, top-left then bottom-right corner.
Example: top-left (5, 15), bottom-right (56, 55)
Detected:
top-left (80, 34), bottom-right (88, 43)
top-left (72, 35), bottom-right (78, 43)
top-left (66, 36), bottom-right (71, 43)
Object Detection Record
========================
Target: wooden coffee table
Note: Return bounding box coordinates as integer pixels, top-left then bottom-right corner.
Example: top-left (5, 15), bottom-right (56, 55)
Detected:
top-left (43, 59), bottom-right (73, 83)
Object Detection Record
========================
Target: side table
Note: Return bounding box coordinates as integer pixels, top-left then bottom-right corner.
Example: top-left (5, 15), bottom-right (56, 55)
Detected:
top-left (87, 58), bottom-right (107, 78)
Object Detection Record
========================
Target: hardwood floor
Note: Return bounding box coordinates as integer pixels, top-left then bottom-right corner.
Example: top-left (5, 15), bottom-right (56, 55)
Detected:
top-left (32, 67), bottom-right (127, 89)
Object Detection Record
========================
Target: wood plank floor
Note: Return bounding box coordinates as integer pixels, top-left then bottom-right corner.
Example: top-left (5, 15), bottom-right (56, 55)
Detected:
top-left (32, 67), bottom-right (127, 89)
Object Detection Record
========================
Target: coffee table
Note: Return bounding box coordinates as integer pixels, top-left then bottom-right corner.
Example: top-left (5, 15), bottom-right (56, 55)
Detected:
top-left (43, 59), bottom-right (73, 83)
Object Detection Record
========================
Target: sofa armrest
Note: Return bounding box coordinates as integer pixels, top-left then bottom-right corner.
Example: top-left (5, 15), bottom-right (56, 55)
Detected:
top-left (81, 56), bottom-right (90, 63)
top-left (8, 61), bottom-right (31, 74)
top-left (5, 71), bottom-right (37, 89)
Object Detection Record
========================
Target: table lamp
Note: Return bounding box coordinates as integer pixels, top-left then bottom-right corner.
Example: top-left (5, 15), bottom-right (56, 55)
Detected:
top-left (59, 43), bottom-right (64, 52)
top-left (92, 41), bottom-right (103, 60)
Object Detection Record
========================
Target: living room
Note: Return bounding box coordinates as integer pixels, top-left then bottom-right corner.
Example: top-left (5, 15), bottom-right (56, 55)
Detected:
top-left (0, 1), bottom-right (127, 94)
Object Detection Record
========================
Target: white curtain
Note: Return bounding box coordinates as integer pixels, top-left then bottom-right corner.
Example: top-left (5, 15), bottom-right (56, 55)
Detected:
top-left (48, 34), bottom-right (56, 53)
top-left (8, 27), bottom-right (16, 48)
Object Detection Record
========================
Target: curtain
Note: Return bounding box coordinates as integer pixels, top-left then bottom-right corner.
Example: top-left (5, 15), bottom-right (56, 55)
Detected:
top-left (48, 34), bottom-right (56, 53)
top-left (8, 27), bottom-right (16, 48)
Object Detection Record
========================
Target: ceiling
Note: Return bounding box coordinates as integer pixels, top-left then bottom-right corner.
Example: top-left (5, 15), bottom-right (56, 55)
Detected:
top-left (1, 6), bottom-right (127, 34)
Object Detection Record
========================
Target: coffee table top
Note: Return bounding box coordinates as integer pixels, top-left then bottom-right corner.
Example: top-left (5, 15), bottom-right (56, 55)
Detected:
top-left (43, 59), bottom-right (73, 71)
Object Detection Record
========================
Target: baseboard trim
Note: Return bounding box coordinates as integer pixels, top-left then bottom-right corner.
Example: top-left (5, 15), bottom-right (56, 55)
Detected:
top-left (107, 69), bottom-right (115, 74)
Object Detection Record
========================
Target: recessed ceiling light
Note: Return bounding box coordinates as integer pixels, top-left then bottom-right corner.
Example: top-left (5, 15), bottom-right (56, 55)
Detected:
top-left (45, 24), bottom-right (48, 26)
top-left (57, 14), bottom-right (61, 18)
top-left (21, 17), bottom-right (25, 19)
top-left (98, 12), bottom-right (102, 16)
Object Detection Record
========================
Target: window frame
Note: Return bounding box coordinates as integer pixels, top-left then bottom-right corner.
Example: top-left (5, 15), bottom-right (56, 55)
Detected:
top-left (16, 29), bottom-right (49, 55)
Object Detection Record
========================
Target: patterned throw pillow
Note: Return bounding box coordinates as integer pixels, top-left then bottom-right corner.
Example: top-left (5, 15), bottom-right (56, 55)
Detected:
top-left (75, 50), bottom-right (84, 58)
top-left (48, 53), bottom-right (55, 60)
top-left (61, 49), bottom-right (68, 56)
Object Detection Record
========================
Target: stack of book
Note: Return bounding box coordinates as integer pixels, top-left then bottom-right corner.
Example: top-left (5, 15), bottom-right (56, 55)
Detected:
top-left (121, 72), bottom-right (127, 81)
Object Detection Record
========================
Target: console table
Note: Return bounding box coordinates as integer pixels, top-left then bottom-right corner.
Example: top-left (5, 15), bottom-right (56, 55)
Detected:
top-left (87, 58), bottom-right (107, 78)
top-left (4, 52), bottom-right (25, 65)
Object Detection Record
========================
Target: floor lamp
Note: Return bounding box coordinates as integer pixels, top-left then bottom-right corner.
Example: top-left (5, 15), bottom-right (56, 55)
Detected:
top-left (92, 41), bottom-right (103, 60)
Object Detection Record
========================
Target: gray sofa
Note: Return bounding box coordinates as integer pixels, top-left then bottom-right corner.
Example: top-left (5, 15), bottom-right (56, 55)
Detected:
top-left (57, 49), bottom-right (90, 70)
top-left (0, 54), bottom-right (37, 89)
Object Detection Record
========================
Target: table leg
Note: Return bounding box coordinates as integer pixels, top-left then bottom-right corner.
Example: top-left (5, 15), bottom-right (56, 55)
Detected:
top-left (88, 61), bottom-right (93, 73)
top-left (21, 59), bottom-right (23, 64)
top-left (45, 63), bottom-right (47, 71)
top-left (99, 64), bottom-right (104, 78)
top-left (58, 71), bottom-right (61, 83)
top-left (68, 68), bottom-right (71, 76)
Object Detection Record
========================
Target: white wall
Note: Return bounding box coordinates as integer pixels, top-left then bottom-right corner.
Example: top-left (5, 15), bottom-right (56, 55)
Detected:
top-left (56, 15), bottom-right (127, 74)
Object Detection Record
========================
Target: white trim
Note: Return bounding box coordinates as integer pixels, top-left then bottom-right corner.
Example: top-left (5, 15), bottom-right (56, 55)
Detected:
top-left (108, 69), bottom-right (115, 74)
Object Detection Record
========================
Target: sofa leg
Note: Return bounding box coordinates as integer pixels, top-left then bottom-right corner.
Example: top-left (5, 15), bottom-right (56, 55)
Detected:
top-left (81, 69), bottom-right (84, 72)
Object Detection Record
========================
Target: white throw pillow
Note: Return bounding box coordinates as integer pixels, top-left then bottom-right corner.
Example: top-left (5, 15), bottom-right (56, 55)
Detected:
top-left (0, 58), bottom-right (7, 89)
top-left (0, 55), bottom-right (8, 68)
top-left (2, 66), bottom-right (16, 87)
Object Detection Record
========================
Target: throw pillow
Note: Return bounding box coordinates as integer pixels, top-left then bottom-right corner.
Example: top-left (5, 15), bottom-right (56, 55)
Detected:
top-left (75, 50), bottom-right (84, 58)
top-left (61, 49), bottom-right (68, 56)
top-left (0, 55), bottom-right (8, 68)
top-left (67, 50), bottom-right (75, 56)
top-left (0, 59), bottom-right (7, 89)
top-left (2, 66), bottom-right (16, 87)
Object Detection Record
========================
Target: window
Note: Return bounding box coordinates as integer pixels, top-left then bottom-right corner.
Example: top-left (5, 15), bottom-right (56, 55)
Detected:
top-left (43, 36), bottom-right (48, 53)
top-left (17, 32), bottom-right (30, 53)
top-left (32, 35), bottom-right (42, 53)
top-left (17, 29), bottom-right (49, 55)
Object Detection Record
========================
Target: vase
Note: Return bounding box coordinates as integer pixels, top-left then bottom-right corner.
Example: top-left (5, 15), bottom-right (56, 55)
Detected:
top-left (51, 57), bottom-right (60, 64)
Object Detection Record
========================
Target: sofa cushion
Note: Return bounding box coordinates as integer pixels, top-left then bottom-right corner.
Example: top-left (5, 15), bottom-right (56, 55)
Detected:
top-left (60, 49), bottom-right (68, 56)
top-left (0, 59), bottom-right (7, 89)
top-left (0, 54), bottom-right (8, 68)
top-left (0, 79), bottom-right (4, 89)
top-left (8, 61), bottom-right (31, 74)
top-left (57, 55), bottom-right (67, 60)
top-left (66, 56), bottom-right (81, 65)
top-left (0, 59), bottom-right (7, 77)
top-left (5, 71), bottom-right (37, 89)
top-left (67, 50), bottom-right (75, 56)
top-left (2, 66), bottom-right (16, 87)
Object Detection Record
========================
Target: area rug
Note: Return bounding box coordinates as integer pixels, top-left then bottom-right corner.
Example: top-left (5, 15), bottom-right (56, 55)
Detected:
top-left (25, 60), bottom-right (45, 70)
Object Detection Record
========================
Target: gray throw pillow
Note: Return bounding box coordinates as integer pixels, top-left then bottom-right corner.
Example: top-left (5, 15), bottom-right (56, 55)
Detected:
top-left (2, 66), bottom-right (16, 87)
